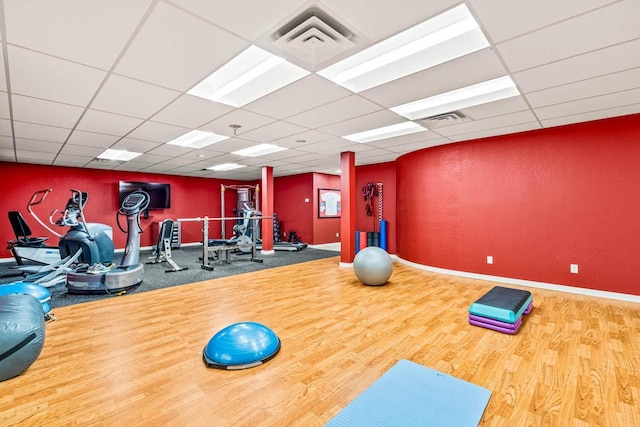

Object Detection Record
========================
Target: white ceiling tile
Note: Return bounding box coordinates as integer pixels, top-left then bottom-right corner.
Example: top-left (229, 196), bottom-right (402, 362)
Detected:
top-left (13, 122), bottom-right (71, 143)
top-left (240, 121), bottom-right (309, 143)
top-left (243, 74), bottom-right (351, 119)
top-left (296, 137), bottom-right (358, 154)
top-left (8, 46), bottom-right (106, 106)
top-left (58, 144), bottom-right (104, 157)
top-left (111, 161), bottom-right (152, 172)
top-left (270, 130), bottom-right (334, 148)
top-left (360, 48), bottom-right (507, 107)
top-left (92, 74), bottom-right (180, 119)
top-left (151, 94), bottom-right (234, 129)
top-left (0, 118), bottom-right (12, 137)
top-left (54, 154), bottom-right (94, 167)
top-left (4, 0), bottom-right (154, 69)
top-left (0, 147), bottom-right (16, 161)
top-left (0, 92), bottom-right (11, 119)
top-left (110, 138), bottom-right (161, 153)
top-left (366, 130), bottom-right (443, 149)
top-left (286, 95), bottom-right (383, 128)
top-left (534, 87), bottom-right (640, 120)
top-left (83, 159), bottom-right (119, 170)
top-left (320, 0), bottom-right (458, 43)
top-left (470, 0), bottom-right (617, 43)
top-left (0, 50), bottom-right (7, 92)
top-left (513, 39), bottom-right (640, 93)
top-left (497, 1), bottom-right (640, 72)
top-left (317, 109), bottom-right (405, 137)
top-left (76, 109), bottom-right (144, 136)
top-left (15, 138), bottom-right (62, 153)
top-left (0, 136), bottom-right (13, 148)
top-left (16, 150), bottom-right (56, 164)
top-left (436, 110), bottom-right (539, 137)
top-left (541, 103), bottom-right (640, 128)
top-left (170, 0), bottom-right (309, 42)
top-left (447, 122), bottom-right (542, 142)
top-left (126, 121), bottom-right (190, 143)
top-left (198, 110), bottom-right (275, 136)
top-left (11, 95), bottom-right (84, 128)
top-left (158, 156), bottom-right (203, 167)
top-left (130, 152), bottom-right (173, 165)
top-left (144, 144), bottom-right (196, 157)
top-left (525, 67), bottom-right (640, 108)
top-left (386, 138), bottom-right (452, 154)
top-left (66, 130), bottom-right (121, 148)
top-left (462, 96), bottom-right (531, 120)
top-left (115, 1), bottom-right (248, 91)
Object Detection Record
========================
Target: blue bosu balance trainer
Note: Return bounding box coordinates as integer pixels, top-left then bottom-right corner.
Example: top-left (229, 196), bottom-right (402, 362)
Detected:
top-left (0, 282), bottom-right (52, 318)
top-left (468, 286), bottom-right (532, 334)
top-left (203, 322), bottom-right (281, 370)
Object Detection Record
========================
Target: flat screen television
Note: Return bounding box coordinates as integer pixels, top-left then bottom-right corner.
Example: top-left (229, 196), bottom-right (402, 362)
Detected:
top-left (119, 181), bottom-right (170, 210)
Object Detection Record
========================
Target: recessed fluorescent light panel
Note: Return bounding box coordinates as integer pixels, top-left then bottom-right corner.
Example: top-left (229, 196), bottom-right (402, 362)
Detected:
top-left (206, 163), bottom-right (246, 171)
top-left (344, 122), bottom-right (427, 143)
top-left (317, 4), bottom-right (489, 92)
top-left (231, 143), bottom-right (287, 157)
top-left (187, 46), bottom-right (310, 107)
top-left (391, 76), bottom-right (520, 120)
top-left (166, 130), bottom-right (228, 149)
top-left (97, 149), bottom-right (141, 161)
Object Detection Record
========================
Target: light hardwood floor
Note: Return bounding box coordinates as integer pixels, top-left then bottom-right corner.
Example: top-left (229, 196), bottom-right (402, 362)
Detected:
top-left (1, 256), bottom-right (639, 426)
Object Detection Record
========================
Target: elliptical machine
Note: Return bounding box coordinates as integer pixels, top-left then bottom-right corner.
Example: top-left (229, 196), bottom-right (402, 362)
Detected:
top-left (66, 190), bottom-right (150, 294)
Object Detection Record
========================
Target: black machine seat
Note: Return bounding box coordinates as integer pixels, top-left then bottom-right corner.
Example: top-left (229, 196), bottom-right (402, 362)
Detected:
top-left (7, 211), bottom-right (49, 247)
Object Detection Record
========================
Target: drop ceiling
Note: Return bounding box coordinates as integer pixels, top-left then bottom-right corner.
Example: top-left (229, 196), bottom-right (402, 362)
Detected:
top-left (0, 0), bottom-right (638, 180)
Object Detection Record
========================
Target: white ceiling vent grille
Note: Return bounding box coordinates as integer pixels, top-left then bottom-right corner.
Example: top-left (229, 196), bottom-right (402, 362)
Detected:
top-left (419, 111), bottom-right (471, 129)
top-left (269, 6), bottom-right (357, 70)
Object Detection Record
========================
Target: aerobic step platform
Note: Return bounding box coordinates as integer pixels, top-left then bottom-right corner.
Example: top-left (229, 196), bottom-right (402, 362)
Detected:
top-left (468, 286), bottom-right (532, 324)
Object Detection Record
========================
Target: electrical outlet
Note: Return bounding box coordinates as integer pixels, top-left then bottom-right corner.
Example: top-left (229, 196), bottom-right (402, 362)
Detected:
top-left (487, 256), bottom-right (493, 264)
top-left (570, 264), bottom-right (578, 274)
top-left (336, 232), bottom-right (339, 237)
top-left (304, 198), bottom-right (309, 203)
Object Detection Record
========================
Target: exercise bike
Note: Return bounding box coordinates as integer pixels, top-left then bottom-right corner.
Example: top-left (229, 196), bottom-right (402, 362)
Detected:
top-left (65, 190), bottom-right (150, 294)
top-left (6, 189), bottom-right (61, 266)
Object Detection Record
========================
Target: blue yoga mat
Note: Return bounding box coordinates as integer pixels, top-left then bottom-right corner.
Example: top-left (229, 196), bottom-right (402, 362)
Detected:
top-left (326, 359), bottom-right (491, 427)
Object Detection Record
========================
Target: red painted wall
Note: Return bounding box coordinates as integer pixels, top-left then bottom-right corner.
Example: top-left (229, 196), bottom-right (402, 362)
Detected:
top-left (273, 173), bottom-right (314, 244)
top-left (313, 173), bottom-right (341, 244)
top-left (396, 113), bottom-right (640, 296)
top-left (0, 162), bottom-right (246, 257)
top-left (355, 162), bottom-right (397, 254)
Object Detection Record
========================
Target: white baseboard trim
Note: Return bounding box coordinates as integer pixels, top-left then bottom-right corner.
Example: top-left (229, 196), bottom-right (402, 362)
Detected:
top-left (339, 262), bottom-right (353, 268)
top-left (393, 256), bottom-right (640, 304)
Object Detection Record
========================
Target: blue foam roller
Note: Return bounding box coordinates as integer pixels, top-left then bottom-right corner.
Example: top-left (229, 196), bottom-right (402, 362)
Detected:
top-left (203, 322), bottom-right (280, 370)
top-left (355, 231), bottom-right (360, 254)
top-left (379, 220), bottom-right (388, 251)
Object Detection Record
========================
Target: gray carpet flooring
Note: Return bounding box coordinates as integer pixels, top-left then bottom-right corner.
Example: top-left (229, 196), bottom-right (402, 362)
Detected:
top-left (0, 245), bottom-right (339, 308)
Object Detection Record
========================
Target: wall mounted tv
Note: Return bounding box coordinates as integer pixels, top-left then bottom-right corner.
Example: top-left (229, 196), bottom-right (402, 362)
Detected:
top-left (119, 181), bottom-right (171, 210)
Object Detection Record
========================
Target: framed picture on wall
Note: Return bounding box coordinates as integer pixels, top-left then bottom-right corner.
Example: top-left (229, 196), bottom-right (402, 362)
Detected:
top-left (318, 188), bottom-right (341, 218)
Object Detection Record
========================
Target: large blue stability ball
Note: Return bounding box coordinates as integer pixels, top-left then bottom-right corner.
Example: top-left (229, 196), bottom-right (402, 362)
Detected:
top-left (203, 322), bottom-right (281, 370)
top-left (0, 294), bottom-right (46, 382)
top-left (353, 246), bottom-right (394, 286)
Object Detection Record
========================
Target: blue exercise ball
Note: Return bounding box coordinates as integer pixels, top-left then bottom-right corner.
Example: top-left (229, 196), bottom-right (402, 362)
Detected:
top-left (353, 246), bottom-right (394, 286)
top-left (0, 294), bottom-right (46, 382)
top-left (203, 322), bottom-right (281, 370)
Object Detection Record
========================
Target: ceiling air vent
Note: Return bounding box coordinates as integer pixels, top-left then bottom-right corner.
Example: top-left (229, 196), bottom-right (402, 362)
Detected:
top-left (419, 111), bottom-right (471, 129)
top-left (269, 6), bottom-right (356, 70)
